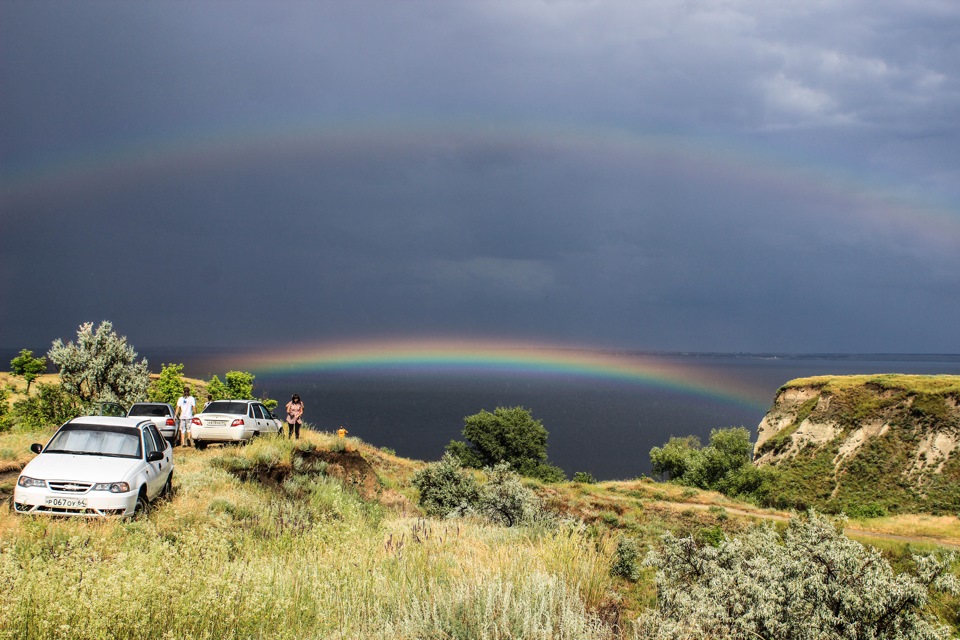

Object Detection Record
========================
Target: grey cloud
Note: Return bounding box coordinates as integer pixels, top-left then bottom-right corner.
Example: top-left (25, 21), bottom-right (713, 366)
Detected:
top-left (2, 0), bottom-right (959, 353)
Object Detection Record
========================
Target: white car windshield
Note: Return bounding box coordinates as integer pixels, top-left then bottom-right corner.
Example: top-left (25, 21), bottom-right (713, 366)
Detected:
top-left (45, 425), bottom-right (142, 458)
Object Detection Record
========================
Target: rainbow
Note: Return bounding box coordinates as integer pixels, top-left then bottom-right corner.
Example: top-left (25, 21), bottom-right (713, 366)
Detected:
top-left (216, 337), bottom-right (772, 410)
top-left (3, 119), bottom-right (959, 246)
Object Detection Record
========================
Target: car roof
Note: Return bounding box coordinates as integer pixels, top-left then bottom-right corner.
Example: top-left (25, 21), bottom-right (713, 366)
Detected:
top-left (130, 401), bottom-right (172, 406)
top-left (209, 399), bottom-right (259, 404)
top-left (68, 416), bottom-right (152, 428)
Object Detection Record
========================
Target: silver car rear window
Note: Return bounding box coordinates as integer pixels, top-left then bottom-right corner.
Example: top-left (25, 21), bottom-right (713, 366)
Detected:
top-left (129, 404), bottom-right (170, 417)
top-left (203, 401), bottom-right (249, 415)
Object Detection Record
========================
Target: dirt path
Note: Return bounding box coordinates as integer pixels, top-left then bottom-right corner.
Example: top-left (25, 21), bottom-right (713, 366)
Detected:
top-left (655, 499), bottom-right (960, 549)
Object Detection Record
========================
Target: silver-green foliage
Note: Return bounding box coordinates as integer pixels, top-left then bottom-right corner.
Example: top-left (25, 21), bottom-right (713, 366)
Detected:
top-left (48, 321), bottom-right (149, 406)
top-left (637, 510), bottom-right (959, 639)
top-left (413, 455), bottom-right (550, 527)
top-left (412, 452), bottom-right (480, 518)
top-left (476, 462), bottom-right (551, 528)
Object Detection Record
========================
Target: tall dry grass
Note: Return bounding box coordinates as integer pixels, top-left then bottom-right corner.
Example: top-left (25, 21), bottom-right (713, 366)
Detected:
top-left (0, 433), bottom-right (623, 639)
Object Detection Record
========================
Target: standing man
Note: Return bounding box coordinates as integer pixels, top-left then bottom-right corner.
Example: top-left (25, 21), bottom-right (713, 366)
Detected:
top-left (176, 386), bottom-right (196, 447)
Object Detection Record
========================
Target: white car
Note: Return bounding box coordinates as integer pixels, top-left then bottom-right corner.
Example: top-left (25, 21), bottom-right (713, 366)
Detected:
top-left (128, 402), bottom-right (178, 444)
top-left (13, 416), bottom-right (174, 517)
top-left (190, 399), bottom-right (282, 450)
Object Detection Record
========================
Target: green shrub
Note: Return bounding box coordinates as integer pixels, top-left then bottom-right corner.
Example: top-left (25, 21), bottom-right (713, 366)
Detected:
top-left (477, 462), bottom-right (550, 527)
top-left (649, 435), bottom-right (702, 481)
top-left (10, 382), bottom-right (79, 431)
top-left (843, 502), bottom-right (888, 519)
top-left (148, 363), bottom-right (186, 404)
top-left (610, 536), bottom-right (641, 582)
top-left (695, 525), bottom-right (726, 547)
top-left (412, 453), bottom-right (479, 518)
top-left (572, 471), bottom-right (596, 484)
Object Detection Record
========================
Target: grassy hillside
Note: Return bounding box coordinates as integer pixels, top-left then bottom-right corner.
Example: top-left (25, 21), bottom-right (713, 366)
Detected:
top-left (4, 372), bottom-right (960, 636)
top-left (756, 374), bottom-right (960, 516)
top-left (2, 424), bottom-right (960, 638)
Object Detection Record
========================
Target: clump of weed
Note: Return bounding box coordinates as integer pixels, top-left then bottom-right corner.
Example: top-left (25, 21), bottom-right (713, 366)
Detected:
top-left (610, 536), bottom-right (641, 582)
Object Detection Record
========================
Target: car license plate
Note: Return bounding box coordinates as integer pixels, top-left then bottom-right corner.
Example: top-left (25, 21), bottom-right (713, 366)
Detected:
top-left (208, 420), bottom-right (227, 426)
top-left (45, 496), bottom-right (87, 508)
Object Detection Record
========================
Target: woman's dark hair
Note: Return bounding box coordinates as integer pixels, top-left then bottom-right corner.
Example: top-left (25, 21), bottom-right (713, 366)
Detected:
top-left (291, 394), bottom-right (301, 402)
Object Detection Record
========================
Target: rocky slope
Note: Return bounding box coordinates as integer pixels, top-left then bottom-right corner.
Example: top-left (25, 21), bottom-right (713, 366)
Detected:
top-left (753, 374), bottom-right (960, 514)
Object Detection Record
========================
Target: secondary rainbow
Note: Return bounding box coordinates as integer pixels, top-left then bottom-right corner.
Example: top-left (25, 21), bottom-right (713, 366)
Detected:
top-left (222, 338), bottom-right (772, 410)
top-left (3, 119), bottom-right (958, 246)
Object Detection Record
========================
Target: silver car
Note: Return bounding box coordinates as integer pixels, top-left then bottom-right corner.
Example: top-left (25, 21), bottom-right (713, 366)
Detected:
top-left (190, 400), bottom-right (282, 450)
top-left (128, 402), bottom-right (178, 444)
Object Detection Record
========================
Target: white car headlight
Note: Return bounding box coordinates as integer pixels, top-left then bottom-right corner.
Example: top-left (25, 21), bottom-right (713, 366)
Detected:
top-left (17, 476), bottom-right (46, 489)
top-left (92, 482), bottom-right (131, 493)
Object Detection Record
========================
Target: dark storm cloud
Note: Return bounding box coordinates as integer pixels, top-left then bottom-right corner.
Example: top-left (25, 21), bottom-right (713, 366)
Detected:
top-left (2, 1), bottom-right (959, 353)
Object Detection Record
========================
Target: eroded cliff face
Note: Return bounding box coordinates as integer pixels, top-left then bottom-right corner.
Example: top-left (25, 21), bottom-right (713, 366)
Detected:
top-left (753, 375), bottom-right (960, 513)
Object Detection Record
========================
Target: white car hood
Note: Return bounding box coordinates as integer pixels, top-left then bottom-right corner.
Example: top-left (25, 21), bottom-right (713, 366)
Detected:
top-left (22, 453), bottom-right (141, 482)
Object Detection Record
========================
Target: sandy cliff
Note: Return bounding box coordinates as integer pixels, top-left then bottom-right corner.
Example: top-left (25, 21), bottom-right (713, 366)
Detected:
top-left (753, 374), bottom-right (960, 513)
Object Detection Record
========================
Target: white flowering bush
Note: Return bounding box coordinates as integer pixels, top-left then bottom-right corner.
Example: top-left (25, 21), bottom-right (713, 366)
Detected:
top-left (637, 510), bottom-right (959, 640)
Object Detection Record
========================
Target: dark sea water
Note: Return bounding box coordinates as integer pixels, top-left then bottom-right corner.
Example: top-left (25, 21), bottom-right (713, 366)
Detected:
top-left (12, 347), bottom-right (960, 480)
top-left (206, 353), bottom-right (960, 480)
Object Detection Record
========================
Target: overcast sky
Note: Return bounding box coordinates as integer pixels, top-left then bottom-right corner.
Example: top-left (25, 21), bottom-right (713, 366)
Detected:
top-left (2, 0), bottom-right (959, 354)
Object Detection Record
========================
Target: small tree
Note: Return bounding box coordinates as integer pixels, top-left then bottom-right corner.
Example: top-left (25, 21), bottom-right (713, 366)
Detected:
top-left (48, 321), bottom-right (149, 406)
top-left (10, 349), bottom-right (46, 394)
top-left (684, 427), bottom-right (753, 489)
top-left (148, 363), bottom-right (186, 405)
top-left (649, 435), bottom-right (702, 481)
top-left (638, 510), bottom-right (959, 639)
top-left (225, 370), bottom-right (255, 399)
top-left (446, 406), bottom-right (565, 482)
top-left (206, 375), bottom-right (229, 401)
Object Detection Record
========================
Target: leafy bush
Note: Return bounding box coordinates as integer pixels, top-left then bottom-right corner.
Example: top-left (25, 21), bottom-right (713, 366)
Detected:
top-left (10, 383), bottom-right (79, 431)
top-left (476, 463), bottom-right (550, 527)
top-left (649, 435), bottom-right (701, 481)
top-left (0, 387), bottom-right (10, 432)
top-left (48, 320), bottom-right (149, 405)
top-left (572, 471), bottom-right (596, 484)
top-left (148, 363), bottom-right (186, 404)
top-left (638, 510), bottom-right (959, 640)
top-left (446, 406), bottom-right (565, 482)
top-left (206, 375), bottom-right (229, 401)
top-left (610, 536), bottom-right (641, 582)
top-left (650, 427), bottom-right (764, 501)
top-left (204, 370), bottom-right (275, 409)
top-left (844, 502), bottom-right (888, 519)
top-left (412, 453), bottom-right (479, 518)
top-left (413, 455), bottom-right (549, 527)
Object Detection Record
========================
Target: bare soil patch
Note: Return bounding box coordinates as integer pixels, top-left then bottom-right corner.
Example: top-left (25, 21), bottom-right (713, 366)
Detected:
top-left (227, 448), bottom-right (382, 501)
